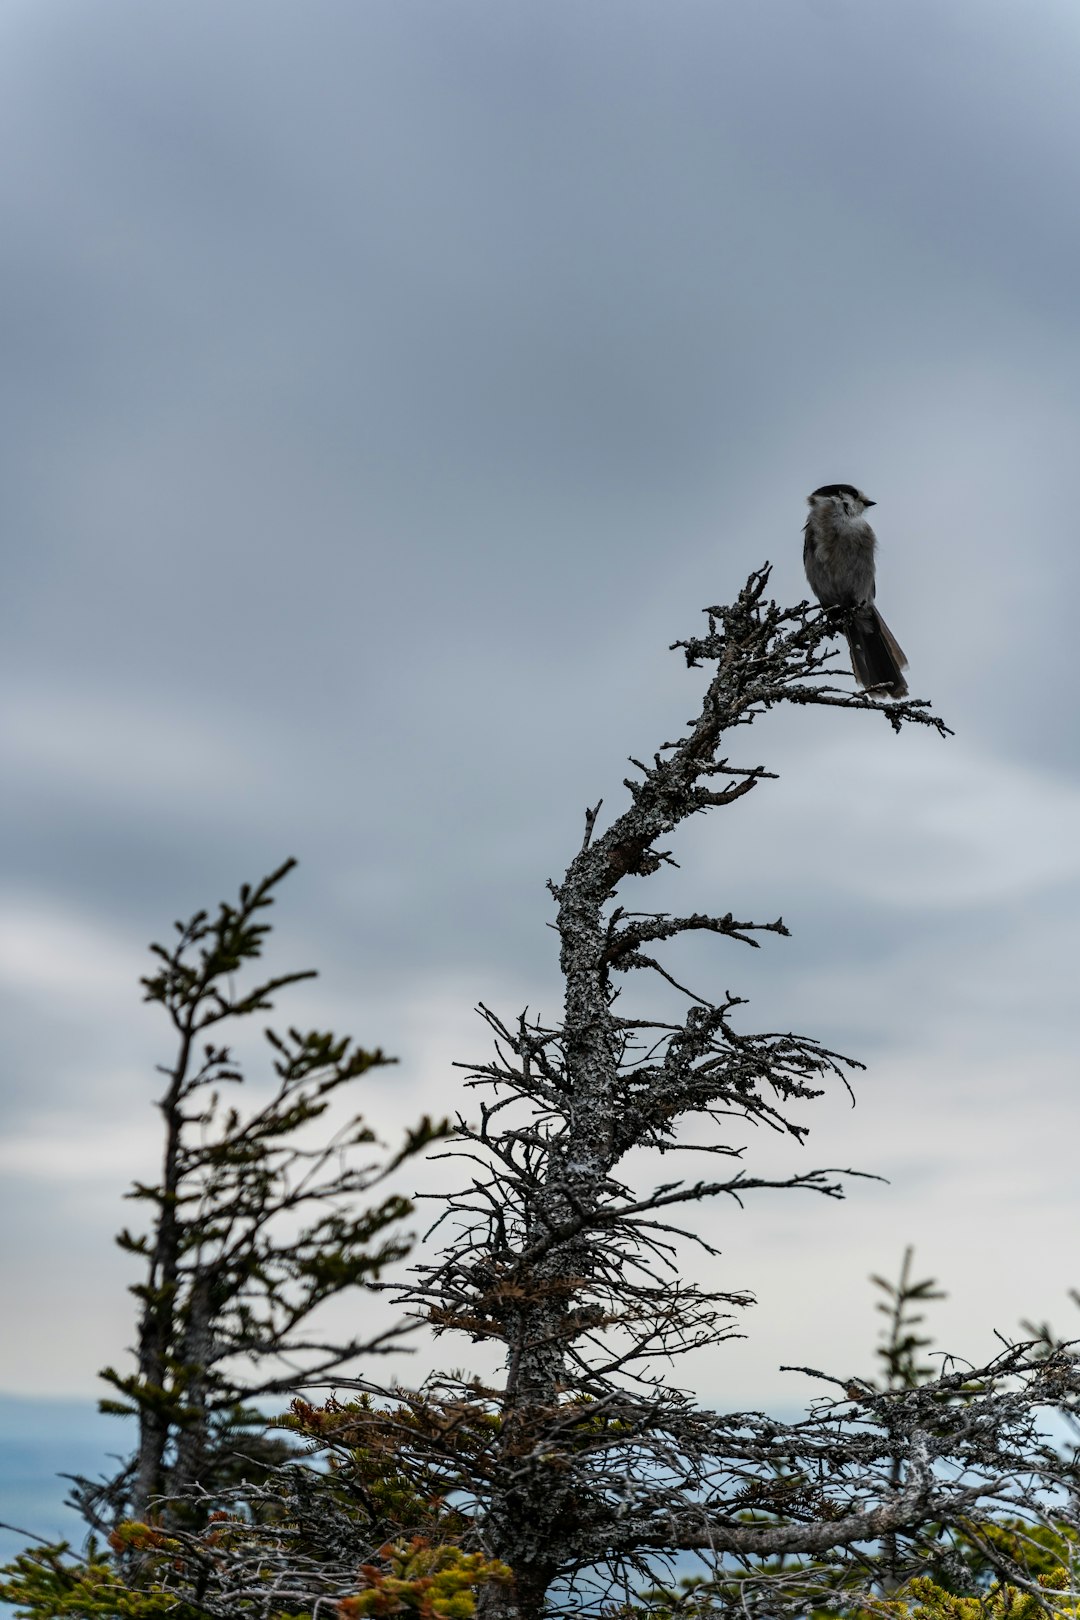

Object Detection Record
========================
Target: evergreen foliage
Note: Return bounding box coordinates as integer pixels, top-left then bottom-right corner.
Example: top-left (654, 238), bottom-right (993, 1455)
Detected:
top-left (871, 1249), bottom-right (948, 1392)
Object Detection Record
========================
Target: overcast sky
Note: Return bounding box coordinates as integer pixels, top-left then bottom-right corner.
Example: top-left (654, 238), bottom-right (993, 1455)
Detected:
top-left (3, 0), bottom-right (1080, 1416)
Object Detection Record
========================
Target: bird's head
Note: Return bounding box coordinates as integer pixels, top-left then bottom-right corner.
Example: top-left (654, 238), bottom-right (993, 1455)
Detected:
top-left (807, 483), bottom-right (876, 519)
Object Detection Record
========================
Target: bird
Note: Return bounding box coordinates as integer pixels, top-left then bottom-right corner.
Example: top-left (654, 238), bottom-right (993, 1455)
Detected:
top-left (803, 483), bottom-right (909, 698)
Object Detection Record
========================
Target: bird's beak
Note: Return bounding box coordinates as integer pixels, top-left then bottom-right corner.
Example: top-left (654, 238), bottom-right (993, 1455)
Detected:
top-left (863, 499), bottom-right (876, 507)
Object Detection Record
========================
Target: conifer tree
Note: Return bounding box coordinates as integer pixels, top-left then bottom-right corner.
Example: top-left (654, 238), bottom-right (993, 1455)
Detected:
top-left (70, 858), bottom-right (446, 1533)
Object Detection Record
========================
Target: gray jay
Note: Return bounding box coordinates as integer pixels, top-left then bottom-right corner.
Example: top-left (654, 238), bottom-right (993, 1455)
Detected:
top-left (803, 483), bottom-right (908, 698)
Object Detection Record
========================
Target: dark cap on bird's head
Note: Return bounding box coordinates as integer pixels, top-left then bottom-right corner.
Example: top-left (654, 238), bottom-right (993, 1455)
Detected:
top-left (808, 483), bottom-right (876, 506)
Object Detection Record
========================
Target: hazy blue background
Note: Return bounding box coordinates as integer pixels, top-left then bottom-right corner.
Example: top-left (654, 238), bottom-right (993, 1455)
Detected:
top-left (3, 0), bottom-right (1080, 1555)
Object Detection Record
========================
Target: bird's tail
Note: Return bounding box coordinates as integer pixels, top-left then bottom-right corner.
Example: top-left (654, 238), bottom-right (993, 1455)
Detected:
top-left (845, 607), bottom-right (909, 698)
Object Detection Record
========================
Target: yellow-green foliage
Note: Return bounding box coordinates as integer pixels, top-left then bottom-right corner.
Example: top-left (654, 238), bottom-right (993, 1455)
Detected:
top-left (972, 1522), bottom-right (1080, 1584)
top-left (872, 1525), bottom-right (1080, 1620)
top-left (337, 1539), bottom-right (512, 1620)
top-left (0, 1538), bottom-right (204, 1620)
top-left (882, 1567), bottom-right (1078, 1620)
top-left (0, 1535), bottom-right (511, 1620)
top-left (620, 1523), bottom-right (1080, 1620)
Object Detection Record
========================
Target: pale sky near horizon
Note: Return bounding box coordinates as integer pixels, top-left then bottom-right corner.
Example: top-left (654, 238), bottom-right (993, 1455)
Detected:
top-left (3, 0), bottom-right (1080, 1414)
